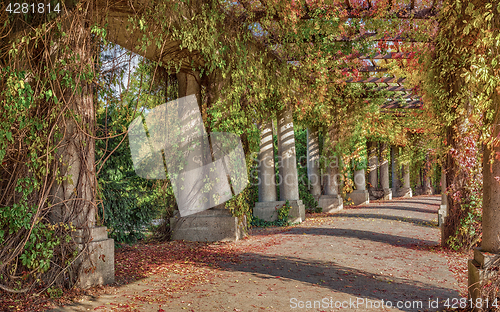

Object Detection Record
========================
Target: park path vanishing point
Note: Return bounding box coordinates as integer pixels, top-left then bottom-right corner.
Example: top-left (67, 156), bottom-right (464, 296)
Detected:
top-left (50, 195), bottom-right (460, 312)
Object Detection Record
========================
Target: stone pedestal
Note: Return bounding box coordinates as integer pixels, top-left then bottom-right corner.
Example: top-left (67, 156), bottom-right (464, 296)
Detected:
top-left (439, 170), bottom-right (448, 242)
top-left (170, 209), bottom-right (244, 242)
top-left (349, 190), bottom-right (370, 206)
top-left (399, 164), bottom-right (412, 198)
top-left (438, 205), bottom-right (447, 227)
top-left (468, 248), bottom-right (499, 309)
top-left (350, 169), bottom-right (369, 205)
top-left (438, 204), bottom-right (447, 246)
top-left (253, 200), bottom-right (304, 224)
top-left (287, 200), bottom-right (306, 224)
top-left (74, 226), bottom-right (115, 288)
top-left (254, 201), bottom-right (286, 221)
top-left (318, 195), bottom-right (343, 213)
top-left (398, 187), bottom-right (413, 198)
top-left (382, 188), bottom-right (392, 200)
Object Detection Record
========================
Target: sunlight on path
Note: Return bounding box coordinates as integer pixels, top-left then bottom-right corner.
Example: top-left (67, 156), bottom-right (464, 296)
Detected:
top-left (50, 195), bottom-right (460, 312)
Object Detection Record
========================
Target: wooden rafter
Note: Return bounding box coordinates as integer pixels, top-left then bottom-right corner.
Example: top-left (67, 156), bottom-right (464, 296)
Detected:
top-left (345, 77), bottom-right (405, 83)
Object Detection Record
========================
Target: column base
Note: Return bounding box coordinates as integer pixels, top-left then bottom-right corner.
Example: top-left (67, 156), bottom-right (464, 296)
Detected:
top-left (349, 190), bottom-right (370, 205)
top-left (254, 201), bottom-right (286, 221)
top-left (74, 226), bottom-right (115, 288)
top-left (399, 187), bottom-right (413, 198)
top-left (468, 248), bottom-right (500, 311)
top-left (170, 209), bottom-right (244, 242)
top-left (382, 188), bottom-right (392, 200)
top-left (440, 216), bottom-right (447, 246)
top-left (287, 200), bottom-right (306, 224)
top-left (318, 195), bottom-right (343, 213)
top-left (438, 204), bottom-right (447, 227)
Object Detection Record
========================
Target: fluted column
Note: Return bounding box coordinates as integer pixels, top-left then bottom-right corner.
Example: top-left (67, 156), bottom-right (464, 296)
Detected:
top-left (276, 105), bottom-right (305, 223)
top-left (367, 141), bottom-right (378, 191)
top-left (307, 127), bottom-right (321, 198)
top-left (423, 152), bottom-right (434, 194)
top-left (379, 142), bottom-right (392, 200)
top-left (318, 124), bottom-right (343, 213)
top-left (325, 128), bottom-right (339, 197)
top-left (391, 145), bottom-right (399, 196)
top-left (400, 163), bottom-right (412, 198)
top-left (277, 106), bottom-right (299, 201)
top-left (258, 121), bottom-right (277, 202)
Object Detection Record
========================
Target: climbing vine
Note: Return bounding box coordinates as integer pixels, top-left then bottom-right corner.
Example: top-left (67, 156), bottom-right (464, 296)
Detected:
top-left (423, 0), bottom-right (500, 250)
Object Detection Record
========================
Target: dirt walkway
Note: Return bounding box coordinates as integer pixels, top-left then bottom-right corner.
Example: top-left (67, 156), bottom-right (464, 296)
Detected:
top-left (49, 195), bottom-right (461, 312)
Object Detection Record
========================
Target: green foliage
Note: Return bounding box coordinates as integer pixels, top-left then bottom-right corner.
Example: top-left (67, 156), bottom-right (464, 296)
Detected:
top-left (293, 128), bottom-right (320, 211)
top-left (95, 102), bottom-right (165, 243)
top-left (422, 0), bottom-right (499, 250)
top-left (46, 286), bottom-right (63, 299)
top-left (250, 200), bottom-right (291, 228)
top-left (299, 183), bottom-right (319, 212)
top-left (19, 223), bottom-right (62, 274)
top-left (0, 66), bottom-right (67, 280)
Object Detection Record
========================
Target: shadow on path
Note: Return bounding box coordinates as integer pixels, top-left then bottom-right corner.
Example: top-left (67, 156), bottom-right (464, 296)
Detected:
top-left (351, 205), bottom-right (438, 215)
top-left (326, 213), bottom-right (436, 227)
top-left (392, 199), bottom-right (441, 207)
top-left (220, 252), bottom-right (458, 311)
top-left (283, 227), bottom-right (437, 248)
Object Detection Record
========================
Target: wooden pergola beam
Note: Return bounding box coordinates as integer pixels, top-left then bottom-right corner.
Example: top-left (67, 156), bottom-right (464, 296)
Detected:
top-left (345, 77), bottom-right (406, 83)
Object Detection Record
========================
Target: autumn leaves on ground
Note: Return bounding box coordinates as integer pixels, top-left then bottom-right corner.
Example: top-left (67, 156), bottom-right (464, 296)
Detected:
top-left (2, 196), bottom-right (469, 312)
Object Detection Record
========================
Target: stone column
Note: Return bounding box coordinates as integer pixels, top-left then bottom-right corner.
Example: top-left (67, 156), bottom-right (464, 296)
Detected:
top-left (367, 141), bottom-right (379, 194)
top-left (391, 145), bottom-right (399, 196)
top-left (170, 72), bottom-right (243, 242)
top-left (399, 163), bottom-right (412, 198)
top-left (307, 127), bottom-right (321, 199)
top-left (276, 106), bottom-right (305, 223)
top-left (379, 142), bottom-right (392, 200)
top-left (469, 110), bottom-right (500, 301)
top-left (482, 139), bottom-right (500, 255)
top-left (318, 124), bottom-right (343, 213)
top-left (423, 152), bottom-right (434, 195)
top-left (438, 168), bottom-right (447, 245)
top-left (253, 121), bottom-right (282, 221)
top-left (349, 168), bottom-right (370, 205)
top-left (258, 121), bottom-right (277, 202)
top-left (45, 21), bottom-right (114, 288)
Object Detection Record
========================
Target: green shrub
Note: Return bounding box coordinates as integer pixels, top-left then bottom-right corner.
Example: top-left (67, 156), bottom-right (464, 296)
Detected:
top-left (250, 200), bottom-right (291, 227)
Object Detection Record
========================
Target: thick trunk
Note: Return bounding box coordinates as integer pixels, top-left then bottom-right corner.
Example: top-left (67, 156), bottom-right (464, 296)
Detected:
top-left (50, 19), bottom-right (96, 229)
top-left (482, 95), bottom-right (500, 253)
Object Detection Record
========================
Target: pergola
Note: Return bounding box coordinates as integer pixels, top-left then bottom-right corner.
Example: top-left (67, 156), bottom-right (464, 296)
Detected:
top-left (1, 0), bottom-right (498, 303)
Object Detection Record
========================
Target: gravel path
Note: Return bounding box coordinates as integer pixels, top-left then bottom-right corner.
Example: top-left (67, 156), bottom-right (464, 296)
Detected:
top-left (50, 195), bottom-right (460, 312)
